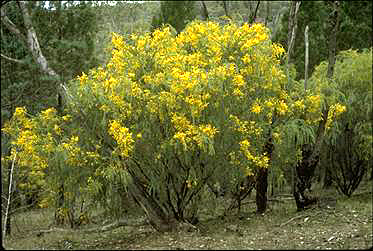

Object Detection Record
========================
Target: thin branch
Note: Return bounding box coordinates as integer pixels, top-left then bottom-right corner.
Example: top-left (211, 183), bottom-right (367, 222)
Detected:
top-left (279, 215), bottom-right (303, 227)
top-left (36, 217), bottom-right (149, 236)
top-left (3, 151), bottom-right (17, 240)
top-left (0, 53), bottom-right (26, 64)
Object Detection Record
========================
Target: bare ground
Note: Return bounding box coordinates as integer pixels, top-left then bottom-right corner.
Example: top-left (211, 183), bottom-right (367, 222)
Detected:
top-left (3, 183), bottom-right (372, 250)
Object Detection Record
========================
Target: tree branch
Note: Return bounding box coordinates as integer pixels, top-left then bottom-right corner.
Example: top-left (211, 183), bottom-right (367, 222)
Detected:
top-left (36, 217), bottom-right (149, 236)
top-left (0, 53), bottom-right (26, 64)
top-left (0, 6), bottom-right (27, 44)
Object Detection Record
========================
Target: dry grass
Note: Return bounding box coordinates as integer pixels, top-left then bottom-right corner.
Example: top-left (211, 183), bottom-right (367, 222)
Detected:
top-left (3, 180), bottom-right (372, 250)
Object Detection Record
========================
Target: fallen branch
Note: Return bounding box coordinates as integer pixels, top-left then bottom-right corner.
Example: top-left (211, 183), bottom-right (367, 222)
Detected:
top-left (82, 218), bottom-right (148, 233)
top-left (279, 215), bottom-right (304, 227)
top-left (228, 197), bottom-right (294, 211)
top-left (36, 217), bottom-right (149, 236)
top-left (278, 210), bottom-right (323, 227)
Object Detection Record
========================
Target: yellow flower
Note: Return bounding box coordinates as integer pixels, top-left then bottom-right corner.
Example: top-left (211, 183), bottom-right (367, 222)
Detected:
top-left (240, 139), bottom-right (250, 149)
top-left (54, 124), bottom-right (62, 135)
top-left (294, 100), bottom-right (305, 110)
top-left (40, 108), bottom-right (57, 121)
top-left (78, 72), bottom-right (88, 85)
top-left (233, 74), bottom-right (245, 87)
top-left (264, 100), bottom-right (274, 108)
top-left (199, 124), bottom-right (218, 138)
top-left (108, 120), bottom-right (134, 157)
top-left (251, 103), bottom-right (262, 114)
top-left (62, 115), bottom-right (72, 121)
top-left (14, 107), bottom-right (27, 118)
top-left (137, 39), bottom-right (146, 49)
top-left (277, 100), bottom-right (288, 115)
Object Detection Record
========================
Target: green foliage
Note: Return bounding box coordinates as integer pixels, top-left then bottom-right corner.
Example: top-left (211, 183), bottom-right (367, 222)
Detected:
top-left (319, 49), bottom-right (372, 196)
top-left (32, 1), bottom-right (99, 81)
top-left (151, 1), bottom-right (196, 34)
top-left (304, 48), bottom-right (372, 194)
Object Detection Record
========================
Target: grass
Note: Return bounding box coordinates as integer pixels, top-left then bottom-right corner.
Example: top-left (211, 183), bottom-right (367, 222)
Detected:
top-left (2, 180), bottom-right (372, 250)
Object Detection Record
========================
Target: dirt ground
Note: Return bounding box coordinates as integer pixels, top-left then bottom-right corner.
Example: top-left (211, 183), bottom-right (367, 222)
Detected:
top-left (3, 182), bottom-right (372, 250)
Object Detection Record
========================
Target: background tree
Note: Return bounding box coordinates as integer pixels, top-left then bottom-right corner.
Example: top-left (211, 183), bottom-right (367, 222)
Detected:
top-left (273, 1), bottom-right (372, 81)
top-left (151, 1), bottom-right (196, 34)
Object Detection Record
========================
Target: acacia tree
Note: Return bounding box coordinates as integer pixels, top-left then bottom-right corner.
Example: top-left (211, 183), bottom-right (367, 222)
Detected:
top-left (3, 19), bottom-right (347, 231)
top-left (321, 48), bottom-right (372, 196)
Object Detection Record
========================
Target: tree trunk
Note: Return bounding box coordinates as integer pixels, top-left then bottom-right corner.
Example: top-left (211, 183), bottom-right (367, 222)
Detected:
top-left (293, 108), bottom-right (329, 210)
top-left (256, 136), bottom-right (274, 214)
top-left (256, 168), bottom-right (268, 214)
top-left (3, 151), bottom-right (17, 239)
top-left (326, 1), bottom-right (340, 79)
top-left (304, 25), bottom-right (309, 90)
top-left (287, 1), bottom-right (301, 65)
top-left (1, 1), bottom-right (70, 107)
top-left (324, 1), bottom-right (340, 189)
top-left (264, 1), bottom-right (271, 27)
top-left (128, 174), bottom-right (176, 232)
top-left (222, 1), bottom-right (229, 18)
top-left (249, 1), bottom-right (260, 24)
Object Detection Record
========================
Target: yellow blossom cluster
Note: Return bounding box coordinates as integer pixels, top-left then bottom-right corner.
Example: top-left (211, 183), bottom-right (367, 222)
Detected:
top-left (2, 105), bottom-right (102, 209)
top-left (171, 113), bottom-right (218, 151)
top-left (108, 120), bottom-right (135, 157)
top-left (325, 103), bottom-right (347, 129)
top-left (239, 139), bottom-right (270, 169)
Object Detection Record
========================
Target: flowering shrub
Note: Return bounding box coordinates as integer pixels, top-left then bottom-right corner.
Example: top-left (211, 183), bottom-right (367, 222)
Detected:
top-left (2, 20), bottom-right (347, 229)
top-left (1, 106), bottom-right (99, 225)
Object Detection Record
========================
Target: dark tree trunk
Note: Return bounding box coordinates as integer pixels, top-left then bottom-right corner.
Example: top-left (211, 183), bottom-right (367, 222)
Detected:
top-left (249, 1), bottom-right (260, 24)
top-left (293, 144), bottom-right (319, 210)
top-left (256, 168), bottom-right (268, 214)
top-left (264, 1), bottom-right (270, 27)
top-left (293, 108), bottom-right (328, 211)
top-left (128, 173), bottom-right (176, 232)
top-left (256, 137), bottom-right (274, 214)
top-left (222, 0), bottom-right (229, 18)
top-left (55, 183), bottom-right (65, 225)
